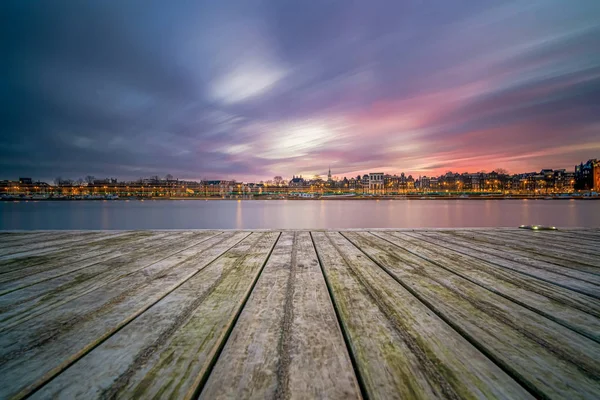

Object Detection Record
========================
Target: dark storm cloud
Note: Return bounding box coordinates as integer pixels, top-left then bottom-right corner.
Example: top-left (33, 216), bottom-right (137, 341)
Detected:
top-left (2, 0), bottom-right (599, 182)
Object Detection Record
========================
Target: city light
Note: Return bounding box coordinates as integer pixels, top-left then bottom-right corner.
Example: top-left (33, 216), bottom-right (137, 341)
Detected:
top-left (1, 159), bottom-right (598, 200)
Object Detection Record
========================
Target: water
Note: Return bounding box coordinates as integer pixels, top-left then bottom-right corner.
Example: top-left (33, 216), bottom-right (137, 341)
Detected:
top-left (1, 199), bottom-right (599, 230)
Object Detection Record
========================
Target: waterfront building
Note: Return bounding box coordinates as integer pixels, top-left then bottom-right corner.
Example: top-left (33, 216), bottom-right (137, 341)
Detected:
top-left (430, 177), bottom-right (439, 191)
top-left (594, 160), bottom-right (600, 191)
top-left (347, 177), bottom-right (358, 191)
top-left (406, 175), bottom-right (415, 192)
top-left (575, 159), bottom-right (597, 191)
top-left (467, 174), bottom-right (482, 192)
top-left (509, 175), bottom-right (521, 192)
top-left (361, 175), bottom-right (369, 193)
top-left (459, 173), bottom-right (470, 191)
top-left (289, 175), bottom-right (306, 188)
top-left (384, 174), bottom-right (396, 194)
top-left (341, 177), bottom-right (349, 190)
top-left (552, 169), bottom-right (566, 192)
top-left (564, 172), bottom-right (575, 192)
top-left (245, 183), bottom-right (264, 195)
top-left (368, 173), bottom-right (384, 193)
top-left (399, 173), bottom-right (407, 193)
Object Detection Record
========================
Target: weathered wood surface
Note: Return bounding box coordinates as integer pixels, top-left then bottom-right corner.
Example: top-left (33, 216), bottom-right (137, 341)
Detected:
top-left (0, 231), bottom-right (154, 280)
top-left (495, 230), bottom-right (600, 256)
top-left (0, 231), bottom-right (220, 329)
top-left (446, 230), bottom-right (600, 273)
top-left (0, 229), bottom-right (599, 399)
top-left (31, 232), bottom-right (280, 399)
top-left (467, 230), bottom-right (600, 269)
top-left (313, 231), bottom-right (531, 399)
top-left (412, 231), bottom-right (600, 297)
top-left (0, 232), bottom-right (250, 399)
top-left (0, 231), bottom-right (124, 259)
top-left (200, 232), bottom-right (361, 400)
top-left (377, 231), bottom-right (600, 341)
top-left (342, 231), bottom-right (600, 399)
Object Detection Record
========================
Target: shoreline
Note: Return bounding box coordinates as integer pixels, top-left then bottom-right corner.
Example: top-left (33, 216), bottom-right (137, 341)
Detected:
top-left (2, 195), bottom-right (600, 202)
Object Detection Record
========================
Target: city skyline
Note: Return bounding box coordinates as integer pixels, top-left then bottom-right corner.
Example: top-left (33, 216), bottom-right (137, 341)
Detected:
top-left (3, 1), bottom-right (600, 182)
top-left (5, 157), bottom-right (597, 187)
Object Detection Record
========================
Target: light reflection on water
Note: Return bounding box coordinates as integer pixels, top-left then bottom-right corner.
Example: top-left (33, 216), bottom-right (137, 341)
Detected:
top-left (1, 200), bottom-right (599, 230)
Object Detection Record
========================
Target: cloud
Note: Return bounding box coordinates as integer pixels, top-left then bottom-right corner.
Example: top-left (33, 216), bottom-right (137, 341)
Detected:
top-left (2, 0), bottom-right (599, 182)
top-left (210, 59), bottom-right (287, 105)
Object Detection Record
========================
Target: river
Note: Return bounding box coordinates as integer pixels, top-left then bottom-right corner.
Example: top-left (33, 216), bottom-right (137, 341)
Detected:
top-left (1, 199), bottom-right (599, 230)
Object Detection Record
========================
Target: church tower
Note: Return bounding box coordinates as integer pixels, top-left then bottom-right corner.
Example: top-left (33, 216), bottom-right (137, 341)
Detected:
top-left (327, 166), bottom-right (332, 181)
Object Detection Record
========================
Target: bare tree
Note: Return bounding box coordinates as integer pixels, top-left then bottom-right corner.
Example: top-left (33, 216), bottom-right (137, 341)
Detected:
top-left (54, 177), bottom-right (63, 186)
top-left (85, 175), bottom-right (95, 184)
top-left (273, 176), bottom-right (283, 186)
top-left (165, 174), bottom-right (173, 181)
top-left (495, 168), bottom-right (509, 175)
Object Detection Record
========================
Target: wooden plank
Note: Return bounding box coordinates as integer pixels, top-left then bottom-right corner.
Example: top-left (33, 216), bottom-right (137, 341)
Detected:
top-left (342, 231), bottom-right (600, 399)
top-left (401, 231), bottom-right (600, 314)
top-left (0, 231), bottom-right (137, 264)
top-left (491, 230), bottom-right (600, 257)
top-left (0, 231), bottom-right (82, 244)
top-left (562, 229), bottom-right (600, 240)
top-left (0, 231), bottom-right (71, 247)
top-left (0, 231), bottom-right (163, 286)
top-left (447, 230), bottom-right (600, 272)
top-left (470, 230), bottom-right (600, 266)
top-left (0, 231), bottom-right (114, 258)
top-left (510, 228), bottom-right (600, 244)
top-left (200, 232), bottom-right (360, 400)
top-left (375, 231), bottom-right (600, 342)
top-left (0, 231), bottom-right (150, 276)
top-left (312, 231), bottom-right (531, 399)
top-left (465, 229), bottom-right (600, 268)
top-left (0, 231), bottom-right (188, 288)
top-left (530, 230), bottom-right (600, 245)
top-left (413, 231), bottom-right (600, 293)
top-left (0, 231), bottom-right (251, 399)
top-left (29, 232), bottom-right (280, 400)
top-left (0, 231), bottom-right (219, 328)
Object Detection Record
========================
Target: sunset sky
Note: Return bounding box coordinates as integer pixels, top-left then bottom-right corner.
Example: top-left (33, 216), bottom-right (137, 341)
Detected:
top-left (3, 0), bottom-right (600, 182)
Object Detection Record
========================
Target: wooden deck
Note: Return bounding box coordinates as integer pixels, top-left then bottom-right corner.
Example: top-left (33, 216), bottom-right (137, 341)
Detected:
top-left (0, 229), bottom-right (599, 399)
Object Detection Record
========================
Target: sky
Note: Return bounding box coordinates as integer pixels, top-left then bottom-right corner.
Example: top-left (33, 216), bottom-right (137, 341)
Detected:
top-left (2, 0), bottom-right (600, 182)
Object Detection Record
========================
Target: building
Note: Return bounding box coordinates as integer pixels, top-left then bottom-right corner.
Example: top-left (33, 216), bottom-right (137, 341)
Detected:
top-left (368, 173), bottom-right (384, 193)
top-left (575, 159), bottom-right (597, 191)
top-left (361, 175), bottom-right (369, 192)
top-left (594, 160), bottom-right (600, 191)
top-left (552, 169), bottom-right (567, 192)
top-left (468, 174), bottom-right (482, 192)
top-left (94, 178), bottom-right (118, 185)
top-left (384, 174), bottom-right (399, 193)
top-left (201, 180), bottom-right (226, 196)
top-left (288, 175), bottom-right (306, 188)
top-left (406, 175), bottom-right (415, 191)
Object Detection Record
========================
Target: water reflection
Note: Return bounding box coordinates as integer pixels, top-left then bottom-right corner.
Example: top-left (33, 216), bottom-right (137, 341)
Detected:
top-left (1, 200), bottom-right (599, 230)
top-left (236, 200), bottom-right (243, 229)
